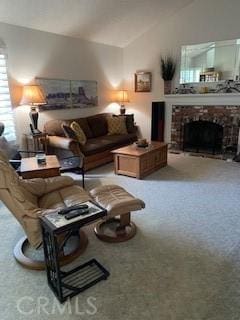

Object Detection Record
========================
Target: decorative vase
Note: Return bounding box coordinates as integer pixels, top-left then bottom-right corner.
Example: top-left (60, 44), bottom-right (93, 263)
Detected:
top-left (164, 81), bottom-right (172, 95)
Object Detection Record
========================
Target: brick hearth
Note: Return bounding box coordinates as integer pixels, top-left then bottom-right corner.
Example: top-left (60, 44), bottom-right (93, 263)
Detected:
top-left (171, 105), bottom-right (240, 151)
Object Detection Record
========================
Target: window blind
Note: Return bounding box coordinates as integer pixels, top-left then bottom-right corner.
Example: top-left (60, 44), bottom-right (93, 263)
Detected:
top-left (0, 52), bottom-right (16, 141)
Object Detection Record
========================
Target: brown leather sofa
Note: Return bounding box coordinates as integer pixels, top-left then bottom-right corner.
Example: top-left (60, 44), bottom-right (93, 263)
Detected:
top-left (44, 113), bottom-right (138, 170)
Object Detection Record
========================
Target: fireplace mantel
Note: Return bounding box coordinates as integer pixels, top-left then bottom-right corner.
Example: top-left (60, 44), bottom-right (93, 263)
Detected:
top-left (165, 93), bottom-right (240, 105)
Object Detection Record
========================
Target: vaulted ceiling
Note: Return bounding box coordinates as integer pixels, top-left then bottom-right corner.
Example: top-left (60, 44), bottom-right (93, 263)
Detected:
top-left (0, 0), bottom-right (194, 47)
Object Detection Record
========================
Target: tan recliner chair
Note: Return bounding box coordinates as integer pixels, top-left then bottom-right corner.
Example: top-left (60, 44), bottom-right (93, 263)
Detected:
top-left (0, 151), bottom-right (91, 270)
top-left (0, 150), bottom-right (145, 270)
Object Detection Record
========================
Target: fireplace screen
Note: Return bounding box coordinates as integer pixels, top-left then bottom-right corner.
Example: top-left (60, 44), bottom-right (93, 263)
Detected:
top-left (183, 120), bottom-right (223, 154)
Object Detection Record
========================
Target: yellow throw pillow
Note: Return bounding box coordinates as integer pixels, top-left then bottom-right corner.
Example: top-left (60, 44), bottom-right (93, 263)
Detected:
top-left (70, 121), bottom-right (87, 145)
top-left (107, 116), bottom-right (128, 135)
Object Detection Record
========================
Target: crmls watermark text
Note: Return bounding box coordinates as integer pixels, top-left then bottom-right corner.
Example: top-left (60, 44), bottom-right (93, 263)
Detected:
top-left (16, 296), bottom-right (97, 316)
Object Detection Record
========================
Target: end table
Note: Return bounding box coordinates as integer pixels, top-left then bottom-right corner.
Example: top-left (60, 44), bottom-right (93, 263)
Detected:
top-left (20, 155), bottom-right (60, 179)
top-left (41, 201), bottom-right (110, 303)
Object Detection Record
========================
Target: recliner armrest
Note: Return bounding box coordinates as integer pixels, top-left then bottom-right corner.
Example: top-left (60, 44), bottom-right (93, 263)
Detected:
top-left (20, 176), bottom-right (75, 197)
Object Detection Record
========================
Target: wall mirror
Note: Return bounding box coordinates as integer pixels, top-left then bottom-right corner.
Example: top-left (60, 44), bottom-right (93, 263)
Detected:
top-left (180, 39), bottom-right (240, 84)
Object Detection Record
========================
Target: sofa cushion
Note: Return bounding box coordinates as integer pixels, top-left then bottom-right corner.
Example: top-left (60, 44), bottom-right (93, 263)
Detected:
top-left (87, 114), bottom-right (108, 137)
top-left (103, 133), bottom-right (136, 145)
top-left (76, 118), bottom-right (93, 139)
top-left (81, 133), bottom-right (137, 156)
top-left (81, 137), bottom-right (112, 155)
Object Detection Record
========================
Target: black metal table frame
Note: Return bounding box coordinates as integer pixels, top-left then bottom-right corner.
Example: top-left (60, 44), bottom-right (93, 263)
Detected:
top-left (41, 201), bottom-right (110, 303)
top-left (59, 156), bottom-right (85, 188)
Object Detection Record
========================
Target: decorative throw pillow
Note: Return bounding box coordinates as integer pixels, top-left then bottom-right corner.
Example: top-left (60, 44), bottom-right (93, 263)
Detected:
top-left (107, 116), bottom-right (128, 135)
top-left (70, 121), bottom-right (87, 145)
top-left (113, 114), bottom-right (135, 133)
top-left (61, 124), bottom-right (78, 140)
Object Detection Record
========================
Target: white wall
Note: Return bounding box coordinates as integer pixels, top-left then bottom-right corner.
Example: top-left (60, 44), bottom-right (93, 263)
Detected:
top-left (123, 0), bottom-right (240, 141)
top-left (0, 22), bottom-right (123, 143)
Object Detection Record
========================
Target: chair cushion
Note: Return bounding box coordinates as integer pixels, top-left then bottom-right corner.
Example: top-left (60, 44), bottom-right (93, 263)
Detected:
top-left (39, 185), bottom-right (91, 209)
top-left (107, 116), bottom-right (128, 135)
top-left (90, 185), bottom-right (145, 217)
top-left (87, 114), bottom-right (108, 137)
top-left (70, 121), bottom-right (87, 145)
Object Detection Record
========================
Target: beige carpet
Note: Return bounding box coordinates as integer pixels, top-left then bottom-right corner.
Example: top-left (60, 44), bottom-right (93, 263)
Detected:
top-left (1, 153), bottom-right (240, 320)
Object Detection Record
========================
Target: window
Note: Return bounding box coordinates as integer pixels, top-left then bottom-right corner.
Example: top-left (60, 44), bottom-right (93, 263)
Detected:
top-left (180, 68), bottom-right (201, 83)
top-left (0, 49), bottom-right (16, 141)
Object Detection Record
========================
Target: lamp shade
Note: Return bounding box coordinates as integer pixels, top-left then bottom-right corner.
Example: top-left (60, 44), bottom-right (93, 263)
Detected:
top-left (116, 90), bottom-right (129, 104)
top-left (20, 85), bottom-right (46, 105)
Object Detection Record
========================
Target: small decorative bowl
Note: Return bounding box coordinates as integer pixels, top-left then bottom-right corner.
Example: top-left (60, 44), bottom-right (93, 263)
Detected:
top-left (135, 141), bottom-right (149, 148)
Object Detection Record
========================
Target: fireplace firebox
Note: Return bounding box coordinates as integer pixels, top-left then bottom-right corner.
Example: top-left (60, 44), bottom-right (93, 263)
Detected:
top-left (171, 105), bottom-right (240, 155)
top-left (183, 120), bottom-right (223, 154)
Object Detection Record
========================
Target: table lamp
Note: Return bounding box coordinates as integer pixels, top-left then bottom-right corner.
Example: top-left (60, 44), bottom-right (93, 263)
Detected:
top-left (20, 85), bottom-right (46, 135)
top-left (116, 90), bottom-right (129, 115)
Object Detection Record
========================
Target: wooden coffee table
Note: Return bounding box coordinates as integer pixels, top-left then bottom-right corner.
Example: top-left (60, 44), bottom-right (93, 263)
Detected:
top-left (20, 155), bottom-right (61, 179)
top-left (112, 141), bottom-right (168, 179)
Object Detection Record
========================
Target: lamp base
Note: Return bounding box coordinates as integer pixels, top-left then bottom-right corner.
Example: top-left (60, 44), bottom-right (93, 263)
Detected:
top-left (29, 106), bottom-right (41, 135)
top-left (30, 124), bottom-right (42, 135)
top-left (120, 105), bottom-right (126, 115)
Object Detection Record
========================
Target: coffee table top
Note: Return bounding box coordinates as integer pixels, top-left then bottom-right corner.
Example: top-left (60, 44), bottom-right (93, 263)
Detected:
top-left (20, 155), bottom-right (60, 174)
top-left (112, 141), bottom-right (167, 157)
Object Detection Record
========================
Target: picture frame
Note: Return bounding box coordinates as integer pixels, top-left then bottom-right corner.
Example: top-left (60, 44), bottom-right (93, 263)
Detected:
top-left (135, 72), bottom-right (152, 92)
top-left (36, 77), bottom-right (98, 111)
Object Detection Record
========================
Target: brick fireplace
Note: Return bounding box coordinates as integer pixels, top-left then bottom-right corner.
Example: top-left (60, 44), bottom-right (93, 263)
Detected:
top-left (171, 105), bottom-right (240, 153)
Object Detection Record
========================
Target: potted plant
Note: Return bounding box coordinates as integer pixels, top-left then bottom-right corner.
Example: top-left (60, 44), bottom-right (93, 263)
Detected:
top-left (160, 56), bottom-right (176, 94)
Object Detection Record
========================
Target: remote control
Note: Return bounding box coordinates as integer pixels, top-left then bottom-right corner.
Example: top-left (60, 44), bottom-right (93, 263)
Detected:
top-left (64, 209), bottom-right (89, 220)
top-left (58, 204), bottom-right (89, 215)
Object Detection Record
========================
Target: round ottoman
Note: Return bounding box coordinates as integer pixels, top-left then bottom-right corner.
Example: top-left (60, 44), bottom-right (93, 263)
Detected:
top-left (90, 185), bottom-right (145, 242)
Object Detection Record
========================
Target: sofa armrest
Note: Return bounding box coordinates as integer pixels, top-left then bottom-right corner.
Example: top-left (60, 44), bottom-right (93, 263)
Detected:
top-left (48, 135), bottom-right (76, 150)
top-left (47, 135), bottom-right (83, 156)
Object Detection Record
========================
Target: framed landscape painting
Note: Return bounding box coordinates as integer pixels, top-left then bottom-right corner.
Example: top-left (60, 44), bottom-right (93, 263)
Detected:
top-left (135, 72), bottom-right (152, 92)
top-left (36, 78), bottom-right (98, 111)
top-left (71, 80), bottom-right (98, 108)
